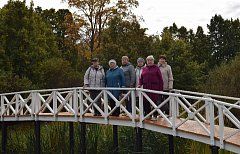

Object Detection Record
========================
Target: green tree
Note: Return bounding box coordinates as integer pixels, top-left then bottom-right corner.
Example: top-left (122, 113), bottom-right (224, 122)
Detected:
top-left (0, 70), bottom-right (33, 93)
top-left (0, 0), bottom-right (58, 79)
top-left (36, 7), bottom-right (83, 70)
top-left (208, 15), bottom-right (240, 67)
top-left (99, 16), bottom-right (153, 66)
top-left (33, 58), bottom-right (82, 89)
top-left (158, 29), bottom-right (204, 90)
top-left (202, 53), bottom-right (240, 97)
top-left (191, 26), bottom-right (211, 68)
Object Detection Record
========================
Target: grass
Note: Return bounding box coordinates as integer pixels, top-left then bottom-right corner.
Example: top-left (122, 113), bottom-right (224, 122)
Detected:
top-left (0, 122), bottom-right (235, 154)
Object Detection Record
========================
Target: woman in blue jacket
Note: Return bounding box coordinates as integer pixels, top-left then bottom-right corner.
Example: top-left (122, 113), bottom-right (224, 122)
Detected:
top-left (106, 59), bottom-right (125, 116)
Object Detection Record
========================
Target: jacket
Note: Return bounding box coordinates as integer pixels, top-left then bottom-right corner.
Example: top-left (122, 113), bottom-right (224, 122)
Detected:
top-left (135, 66), bottom-right (145, 87)
top-left (106, 66), bottom-right (125, 99)
top-left (158, 63), bottom-right (174, 91)
top-left (135, 66), bottom-right (145, 97)
top-left (84, 65), bottom-right (105, 87)
top-left (139, 65), bottom-right (163, 102)
top-left (121, 62), bottom-right (136, 87)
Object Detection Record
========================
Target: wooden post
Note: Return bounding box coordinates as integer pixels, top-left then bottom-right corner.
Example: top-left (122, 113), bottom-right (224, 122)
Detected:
top-left (113, 125), bottom-right (118, 154)
top-left (2, 122), bottom-right (7, 154)
top-left (168, 135), bottom-right (174, 154)
top-left (34, 121), bottom-right (41, 154)
top-left (80, 122), bottom-right (86, 154)
top-left (69, 122), bottom-right (74, 154)
top-left (135, 127), bottom-right (142, 153)
top-left (210, 146), bottom-right (219, 154)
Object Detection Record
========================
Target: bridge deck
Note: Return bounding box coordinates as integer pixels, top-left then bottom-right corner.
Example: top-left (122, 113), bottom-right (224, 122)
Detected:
top-left (4, 112), bottom-right (238, 148)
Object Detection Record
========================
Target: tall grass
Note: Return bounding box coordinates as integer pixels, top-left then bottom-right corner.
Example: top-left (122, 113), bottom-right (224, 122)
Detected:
top-left (0, 122), bottom-right (235, 153)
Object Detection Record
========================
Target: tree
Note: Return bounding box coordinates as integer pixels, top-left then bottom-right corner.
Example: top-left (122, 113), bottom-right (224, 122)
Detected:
top-left (202, 53), bottom-right (240, 97)
top-left (36, 7), bottom-right (84, 70)
top-left (0, 70), bottom-right (33, 93)
top-left (208, 15), bottom-right (240, 67)
top-left (99, 16), bottom-right (152, 66)
top-left (0, 0), bottom-right (58, 79)
top-left (33, 58), bottom-right (82, 88)
top-left (63, 0), bottom-right (139, 58)
top-left (157, 29), bottom-right (204, 91)
top-left (191, 26), bottom-right (211, 66)
top-left (167, 23), bottom-right (193, 42)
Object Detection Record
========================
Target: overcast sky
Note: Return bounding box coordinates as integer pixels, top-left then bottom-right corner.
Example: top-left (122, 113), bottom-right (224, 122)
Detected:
top-left (0, 0), bottom-right (240, 34)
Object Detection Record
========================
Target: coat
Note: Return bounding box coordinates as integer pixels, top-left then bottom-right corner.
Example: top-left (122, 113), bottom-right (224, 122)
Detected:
top-left (139, 64), bottom-right (163, 103)
top-left (135, 66), bottom-right (145, 87)
top-left (158, 63), bottom-right (174, 91)
top-left (120, 62), bottom-right (136, 87)
top-left (135, 66), bottom-right (145, 97)
top-left (106, 66), bottom-right (125, 100)
top-left (84, 65), bottom-right (105, 87)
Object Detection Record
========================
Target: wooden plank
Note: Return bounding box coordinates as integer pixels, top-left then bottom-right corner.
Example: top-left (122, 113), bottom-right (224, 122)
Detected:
top-left (144, 117), bottom-right (240, 147)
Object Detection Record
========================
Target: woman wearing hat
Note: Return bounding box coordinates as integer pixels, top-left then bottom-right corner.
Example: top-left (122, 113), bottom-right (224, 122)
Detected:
top-left (138, 55), bottom-right (163, 120)
top-left (84, 58), bottom-right (105, 116)
top-left (105, 59), bottom-right (125, 116)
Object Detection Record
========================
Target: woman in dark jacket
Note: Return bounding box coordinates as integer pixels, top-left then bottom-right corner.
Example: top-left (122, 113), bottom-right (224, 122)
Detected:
top-left (106, 59), bottom-right (125, 116)
top-left (138, 55), bottom-right (163, 119)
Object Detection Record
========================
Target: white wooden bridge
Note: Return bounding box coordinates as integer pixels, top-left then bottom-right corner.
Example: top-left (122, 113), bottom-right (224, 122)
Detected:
top-left (1, 87), bottom-right (240, 153)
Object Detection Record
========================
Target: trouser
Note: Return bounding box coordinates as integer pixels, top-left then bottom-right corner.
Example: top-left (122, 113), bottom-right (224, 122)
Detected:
top-left (109, 99), bottom-right (120, 116)
top-left (143, 99), bottom-right (151, 116)
top-left (153, 95), bottom-right (161, 117)
top-left (161, 90), bottom-right (170, 115)
top-left (136, 98), bottom-right (139, 111)
top-left (126, 97), bottom-right (132, 113)
top-left (121, 91), bottom-right (132, 113)
top-left (90, 90), bottom-right (102, 115)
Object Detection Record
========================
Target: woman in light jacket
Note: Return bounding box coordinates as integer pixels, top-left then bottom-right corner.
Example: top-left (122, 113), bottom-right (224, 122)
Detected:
top-left (84, 58), bottom-right (105, 116)
top-left (158, 55), bottom-right (174, 115)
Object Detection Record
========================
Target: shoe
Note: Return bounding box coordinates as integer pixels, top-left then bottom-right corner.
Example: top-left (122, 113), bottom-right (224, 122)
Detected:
top-left (121, 113), bottom-right (127, 116)
top-left (151, 116), bottom-right (157, 121)
top-left (93, 113), bottom-right (101, 116)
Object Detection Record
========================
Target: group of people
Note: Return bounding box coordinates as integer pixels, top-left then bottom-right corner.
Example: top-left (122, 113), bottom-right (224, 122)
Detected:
top-left (83, 55), bottom-right (174, 120)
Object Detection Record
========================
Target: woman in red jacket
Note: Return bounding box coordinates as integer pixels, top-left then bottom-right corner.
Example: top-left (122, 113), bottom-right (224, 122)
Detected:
top-left (138, 55), bottom-right (163, 120)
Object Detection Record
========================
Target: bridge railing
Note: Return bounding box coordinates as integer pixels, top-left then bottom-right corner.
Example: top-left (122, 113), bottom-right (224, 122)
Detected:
top-left (0, 87), bottom-right (240, 150)
top-left (173, 89), bottom-right (240, 148)
top-left (138, 89), bottom-right (215, 144)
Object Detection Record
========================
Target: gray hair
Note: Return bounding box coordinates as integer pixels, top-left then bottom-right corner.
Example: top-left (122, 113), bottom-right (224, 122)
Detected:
top-left (122, 56), bottom-right (129, 60)
top-left (146, 55), bottom-right (154, 60)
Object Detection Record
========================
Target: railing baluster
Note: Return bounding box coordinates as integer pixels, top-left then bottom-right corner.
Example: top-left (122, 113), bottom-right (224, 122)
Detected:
top-left (53, 91), bottom-right (57, 117)
top-left (218, 104), bottom-right (224, 149)
top-left (171, 96), bottom-right (176, 136)
top-left (209, 100), bottom-right (215, 146)
top-left (1, 95), bottom-right (4, 121)
top-left (205, 96), bottom-right (211, 124)
top-left (175, 91), bottom-right (180, 117)
top-left (139, 91), bottom-right (144, 128)
top-left (19, 94), bottom-right (24, 115)
top-left (73, 89), bottom-right (78, 121)
top-left (15, 94), bottom-right (19, 118)
top-left (31, 92), bottom-right (35, 118)
top-left (131, 90), bottom-right (136, 124)
top-left (103, 90), bottom-right (109, 123)
top-left (79, 90), bottom-right (84, 122)
top-left (33, 92), bottom-right (41, 120)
